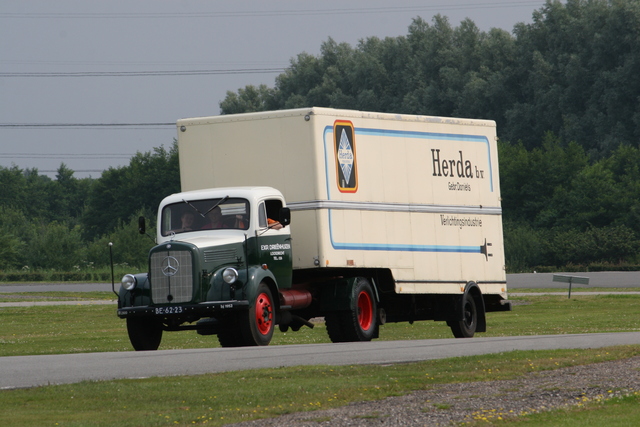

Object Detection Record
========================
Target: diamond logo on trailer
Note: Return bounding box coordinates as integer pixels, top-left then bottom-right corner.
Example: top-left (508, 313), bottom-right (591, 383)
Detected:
top-left (334, 120), bottom-right (358, 193)
top-left (338, 130), bottom-right (354, 184)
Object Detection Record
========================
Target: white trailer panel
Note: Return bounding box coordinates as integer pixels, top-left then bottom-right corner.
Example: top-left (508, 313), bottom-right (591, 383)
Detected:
top-left (177, 107), bottom-right (506, 297)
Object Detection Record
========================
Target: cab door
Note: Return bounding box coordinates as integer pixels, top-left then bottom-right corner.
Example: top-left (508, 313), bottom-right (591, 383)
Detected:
top-left (256, 199), bottom-right (292, 289)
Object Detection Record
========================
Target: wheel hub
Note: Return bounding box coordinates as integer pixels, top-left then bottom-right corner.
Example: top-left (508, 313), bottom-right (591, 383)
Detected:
top-left (255, 292), bottom-right (273, 335)
top-left (357, 291), bottom-right (373, 331)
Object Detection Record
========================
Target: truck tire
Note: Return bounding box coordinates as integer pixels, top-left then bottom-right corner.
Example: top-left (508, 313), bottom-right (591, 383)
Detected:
top-left (448, 292), bottom-right (477, 338)
top-left (127, 317), bottom-right (163, 351)
top-left (326, 277), bottom-right (377, 342)
top-left (217, 317), bottom-right (244, 347)
top-left (239, 282), bottom-right (275, 346)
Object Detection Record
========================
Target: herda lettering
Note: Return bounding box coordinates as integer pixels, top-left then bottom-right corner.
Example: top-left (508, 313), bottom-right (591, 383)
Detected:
top-left (431, 149), bottom-right (480, 179)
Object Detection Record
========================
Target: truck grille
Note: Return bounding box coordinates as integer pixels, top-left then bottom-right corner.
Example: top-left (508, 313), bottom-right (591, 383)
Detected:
top-left (150, 250), bottom-right (194, 304)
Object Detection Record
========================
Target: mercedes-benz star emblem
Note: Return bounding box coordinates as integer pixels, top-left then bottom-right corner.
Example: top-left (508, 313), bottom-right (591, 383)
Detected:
top-left (161, 256), bottom-right (179, 277)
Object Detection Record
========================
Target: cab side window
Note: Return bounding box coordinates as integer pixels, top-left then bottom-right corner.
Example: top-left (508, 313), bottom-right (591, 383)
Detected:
top-left (258, 199), bottom-right (283, 229)
top-left (265, 199), bottom-right (283, 223)
top-left (258, 202), bottom-right (268, 228)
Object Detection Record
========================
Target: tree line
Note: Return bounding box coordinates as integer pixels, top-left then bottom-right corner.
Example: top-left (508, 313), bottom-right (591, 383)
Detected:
top-left (220, 0), bottom-right (640, 271)
top-left (0, 145), bottom-right (179, 275)
top-left (222, 1), bottom-right (640, 158)
top-left (1, 0), bottom-right (639, 275)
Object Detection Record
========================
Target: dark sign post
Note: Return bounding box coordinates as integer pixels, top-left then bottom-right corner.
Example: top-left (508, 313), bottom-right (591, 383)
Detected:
top-left (552, 274), bottom-right (590, 298)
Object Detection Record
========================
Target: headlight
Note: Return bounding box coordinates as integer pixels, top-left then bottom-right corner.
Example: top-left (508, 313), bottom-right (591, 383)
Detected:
top-left (121, 274), bottom-right (137, 291)
top-left (222, 267), bottom-right (238, 284)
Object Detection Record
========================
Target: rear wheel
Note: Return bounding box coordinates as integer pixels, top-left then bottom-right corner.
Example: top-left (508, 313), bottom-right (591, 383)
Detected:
top-left (239, 282), bottom-right (275, 346)
top-left (326, 277), bottom-right (377, 343)
top-left (449, 293), bottom-right (477, 338)
top-left (127, 317), bottom-right (163, 351)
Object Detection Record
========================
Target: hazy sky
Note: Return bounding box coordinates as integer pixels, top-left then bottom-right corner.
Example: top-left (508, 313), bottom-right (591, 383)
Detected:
top-left (1, 1), bottom-right (547, 178)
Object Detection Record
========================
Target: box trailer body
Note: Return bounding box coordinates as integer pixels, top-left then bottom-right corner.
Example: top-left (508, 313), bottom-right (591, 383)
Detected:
top-left (117, 107), bottom-right (509, 351)
top-left (178, 107), bottom-right (506, 296)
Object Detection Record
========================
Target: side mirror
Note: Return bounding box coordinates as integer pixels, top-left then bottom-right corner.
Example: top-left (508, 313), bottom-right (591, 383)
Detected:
top-left (279, 207), bottom-right (291, 227)
top-left (138, 216), bottom-right (146, 235)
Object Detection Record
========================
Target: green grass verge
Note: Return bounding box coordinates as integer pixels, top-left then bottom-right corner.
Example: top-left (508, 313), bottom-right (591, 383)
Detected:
top-left (1, 294), bottom-right (639, 356)
top-left (1, 293), bottom-right (640, 425)
top-left (510, 287), bottom-right (640, 293)
top-left (0, 346), bottom-right (638, 427)
top-left (0, 291), bottom-right (115, 303)
top-left (0, 266), bottom-right (140, 283)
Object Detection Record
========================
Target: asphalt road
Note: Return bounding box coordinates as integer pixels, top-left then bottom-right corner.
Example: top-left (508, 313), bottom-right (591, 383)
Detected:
top-left (1, 271), bottom-right (639, 389)
top-left (507, 271), bottom-right (640, 289)
top-left (3, 332), bottom-right (640, 390)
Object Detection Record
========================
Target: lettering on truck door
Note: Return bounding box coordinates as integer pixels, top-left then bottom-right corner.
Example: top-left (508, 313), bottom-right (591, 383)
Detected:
top-left (257, 199), bottom-right (292, 288)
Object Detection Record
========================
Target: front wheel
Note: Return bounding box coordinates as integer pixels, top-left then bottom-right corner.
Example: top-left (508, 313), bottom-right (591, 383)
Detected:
top-left (239, 282), bottom-right (275, 346)
top-left (126, 317), bottom-right (163, 351)
top-left (326, 277), bottom-right (378, 343)
top-left (448, 293), bottom-right (477, 338)
top-left (217, 315), bottom-right (244, 347)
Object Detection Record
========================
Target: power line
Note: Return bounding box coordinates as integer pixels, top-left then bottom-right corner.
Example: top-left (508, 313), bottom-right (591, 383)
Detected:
top-left (0, 2), bottom-right (546, 19)
top-left (0, 123), bottom-right (174, 128)
top-left (0, 154), bottom-right (133, 159)
top-left (0, 68), bottom-right (286, 78)
top-left (3, 59), bottom-right (285, 67)
top-left (0, 153), bottom-right (135, 156)
top-left (38, 170), bottom-right (105, 173)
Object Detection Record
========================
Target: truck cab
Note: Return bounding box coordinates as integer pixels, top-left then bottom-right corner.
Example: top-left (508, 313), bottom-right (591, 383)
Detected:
top-left (117, 187), bottom-right (292, 350)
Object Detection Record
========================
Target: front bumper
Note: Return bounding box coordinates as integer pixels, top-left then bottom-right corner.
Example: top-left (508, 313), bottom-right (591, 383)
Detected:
top-left (117, 300), bottom-right (250, 318)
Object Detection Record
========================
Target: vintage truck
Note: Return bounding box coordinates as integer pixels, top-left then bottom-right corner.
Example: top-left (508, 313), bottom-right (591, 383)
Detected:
top-left (117, 107), bottom-right (510, 350)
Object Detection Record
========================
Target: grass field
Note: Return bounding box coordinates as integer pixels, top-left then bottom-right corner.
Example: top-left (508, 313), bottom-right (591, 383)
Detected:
top-left (1, 293), bottom-right (639, 356)
top-left (0, 347), bottom-right (638, 426)
top-left (0, 291), bottom-right (639, 426)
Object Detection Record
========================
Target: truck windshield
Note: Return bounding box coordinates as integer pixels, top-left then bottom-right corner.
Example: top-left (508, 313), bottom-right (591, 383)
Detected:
top-left (161, 198), bottom-right (250, 236)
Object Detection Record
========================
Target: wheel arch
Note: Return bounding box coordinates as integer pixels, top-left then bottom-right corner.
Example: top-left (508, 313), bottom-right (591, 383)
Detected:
top-left (245, 266), bottom-right (279, 309)
top-left (119, 272), bottom-right (151, 308)
top-left (258, 275), bottom-right (279, 310)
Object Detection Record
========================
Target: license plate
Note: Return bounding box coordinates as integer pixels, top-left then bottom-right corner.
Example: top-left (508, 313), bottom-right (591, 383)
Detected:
top-left (154, 306), bottom-right (184, 315)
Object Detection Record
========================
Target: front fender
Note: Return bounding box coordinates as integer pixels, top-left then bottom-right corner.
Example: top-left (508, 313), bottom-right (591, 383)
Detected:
top-left (207, 265), bottom-right (278, 304)
top-left (118, 273), bottom-right (151, 308)
top-left (243, 266), bottom-right (278, 304)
